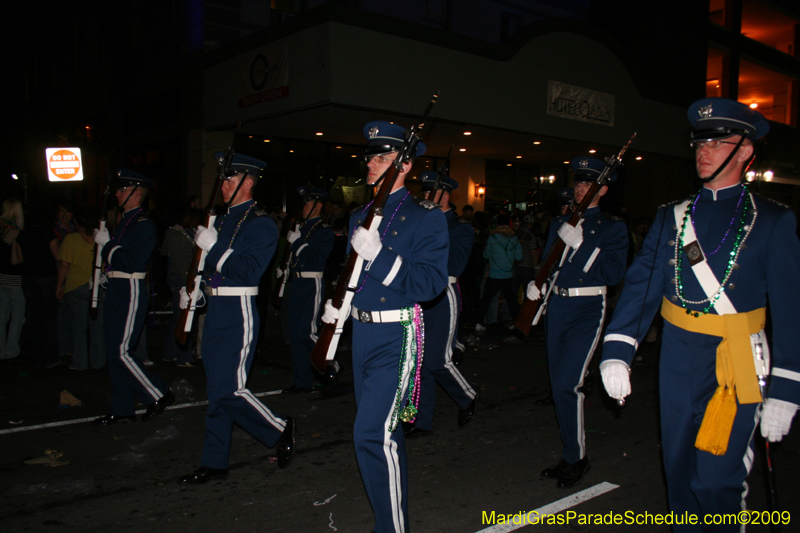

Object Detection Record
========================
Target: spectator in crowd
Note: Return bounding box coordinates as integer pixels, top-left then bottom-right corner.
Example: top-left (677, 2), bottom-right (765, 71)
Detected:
top-left (475, 214), bottom-right (522, 331)
top-left (56, 209), bottom-right (105, 370)
top-left (1, 198), bottom-right (25, 361)
top-left (52, 203), bottom-right (78, 364)
top-left (16, 205), bottom-right (61, 368)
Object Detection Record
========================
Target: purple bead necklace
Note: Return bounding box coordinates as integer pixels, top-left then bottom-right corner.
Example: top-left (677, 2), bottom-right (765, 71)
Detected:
top-left (690, 185), bottom-right (747, 257)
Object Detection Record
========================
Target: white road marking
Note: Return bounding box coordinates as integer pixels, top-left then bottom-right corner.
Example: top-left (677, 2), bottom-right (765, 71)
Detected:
top-left (475, 482), bottom-right (620, 532)
top-left (0, 389), bottom-right (283, 435)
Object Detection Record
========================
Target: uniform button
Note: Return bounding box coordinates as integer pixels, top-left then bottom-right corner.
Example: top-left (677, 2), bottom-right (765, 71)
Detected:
top-left (597, 219), bottom-right (601, 224)
top-left (387, 246), bottom-right (392, 250)
top-left (672, 224), bottom-right (677, 230)
top-left (380, 297), bottom-right (386, 302)
top-left (590, 230), bottom-right (595, 234)
top-left (400, 216), bottom-right (406, 221)
top-left (732, 262), bottom-right (739, 270)
top-left (668, 259), bottom-right (676, 265)
top-left (392, 231), bottom-right (397, 236)
top-left (671, 277), bottom-right (678, 284)
top-left (728, 283), bottom-right (735, 290)
top-left (741, 243), bottom-right (747, 249)
top-left (578, 279), bottom-right (583, 283)
top-left (671, 295), bottom-right (678, 302)
top-left (668, 240), bottom-right (675, 246)
top-left (357, 220), bottom-right (362, 225)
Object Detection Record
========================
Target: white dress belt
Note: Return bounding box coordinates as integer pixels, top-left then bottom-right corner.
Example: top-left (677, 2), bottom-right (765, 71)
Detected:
top-left (448, 276), bottom-right (458, 283)
top-left (293, 271), bottom-right (323, 279)
top-left (107, 271), bottom-right (146, 280)
top-left (206, 286), bottom-right (259, 296)
top-left (351, 305), bottom-right (414, 324)
top-left (553, 285), bottom-right (606, 297)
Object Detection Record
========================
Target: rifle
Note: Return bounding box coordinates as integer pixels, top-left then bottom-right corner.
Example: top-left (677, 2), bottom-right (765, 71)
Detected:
top-left (90, 173), bottom-right (111, 320)
top-left (174, 148), bottom-right (234, 344)
top-left (514, 133), bottom-right (636, 335)
top-left (271, 204), bottom-right (304, 310)
top-left (310, 94), bottom-right (438, 373)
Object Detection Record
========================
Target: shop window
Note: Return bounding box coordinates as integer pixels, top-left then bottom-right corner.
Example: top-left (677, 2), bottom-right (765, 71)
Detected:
top-left (742, 0), bottom-right (798, 57)
top-left (739, 59), bottom-right (796, 126)
top-left (709, 0), bottom-right (730, 28)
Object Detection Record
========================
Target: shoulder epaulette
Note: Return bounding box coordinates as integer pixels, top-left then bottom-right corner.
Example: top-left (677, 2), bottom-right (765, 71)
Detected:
top-left (609, 215), bottom-right (623, 222)
top-left (411, 197), bottom-right (439, 211)
top-left (253, 208), bottom-right (269, 217)
top-left (658, 198), bottom-right (685, 209)
top-left (137, 215), bottom-right (150, 223)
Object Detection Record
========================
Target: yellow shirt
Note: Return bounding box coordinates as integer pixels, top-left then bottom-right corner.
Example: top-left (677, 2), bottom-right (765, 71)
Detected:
top-left (58, 232), bottom-right (94, 294)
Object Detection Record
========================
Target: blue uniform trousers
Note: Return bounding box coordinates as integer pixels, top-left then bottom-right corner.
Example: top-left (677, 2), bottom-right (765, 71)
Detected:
top-left (284, 277), bottom-right (324, 389)
top-left (545, 294), bottom-right (606, 464)
top-left (417, 283), bottom-right (476, 430)
top-left (352, 320), bottom-right (414, 533)
top-left (200, 294), bottom-right (286, 470)
top-left (659, 322), bottom-right (758, 532)
top-left (104, 279), bottom-right (167, 416)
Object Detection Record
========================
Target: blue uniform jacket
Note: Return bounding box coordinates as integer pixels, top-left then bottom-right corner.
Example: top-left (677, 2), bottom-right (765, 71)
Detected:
top-left (349, 187), bottom-right (449, 311)
top-left (289, 216), bottom-right (334, 273)
top-left (101, 208), bottom-right (156, 273)
top-left (603, 184), bottom-right (800, 404)
top-left (544, 206), bottom-right (628, 289)
top-left (446, 210), bottom-right (474, 277)
top-left (205, 200), bottom-right (276, 287)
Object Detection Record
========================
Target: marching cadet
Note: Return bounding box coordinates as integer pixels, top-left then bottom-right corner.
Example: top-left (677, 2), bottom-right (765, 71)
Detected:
top-left (280, 185), bottom-right (334, 394)
top-left (178, 153), bottom-right (295, 484)
top-left (322, 121), bottom-right (449, 533)
top-left (528, 158), bottom-right (628, 488)
top-left (93, 170), bottom-right (174, 425)
top-left (403, 171), bottom-right (478, 439)
top-left (601, 98), bottom-right (800, 531)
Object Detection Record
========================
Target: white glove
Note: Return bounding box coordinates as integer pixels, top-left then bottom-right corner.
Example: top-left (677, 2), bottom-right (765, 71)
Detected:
top-left (93, 228), bottom-right (110, 247)
top-left (760, 398), bottom-right (798, 442)
top-left (558, 222), bottom-right (583, 249)
top-left (275, 268), bottom-right (285, 279)
top-left (321, 299), bottom-right (351, 325)
top-left (600, 360), bottom-right (631, 400)
top-left (351, 227), bottom-right (382, 262)
top-left (526, 282), bottom-right (546, 301)
top-left (286, 229), bottom-right (301, 244)
top-left (195, 225), bottom-right (218, 252)
top-left (179, 287), bottom-right (191, 310)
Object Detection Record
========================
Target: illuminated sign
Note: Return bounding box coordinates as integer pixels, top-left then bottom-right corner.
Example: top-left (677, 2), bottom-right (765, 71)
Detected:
top-left (46, 147), bottom-right (84, 182)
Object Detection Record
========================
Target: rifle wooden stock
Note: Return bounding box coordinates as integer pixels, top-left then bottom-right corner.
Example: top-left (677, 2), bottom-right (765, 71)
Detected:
top-left (514, 133), bottom-right (636, 335)
top-left (310, 93), bottom-right (438, 374)
top-left (174, 149), bottom-right (232, 344)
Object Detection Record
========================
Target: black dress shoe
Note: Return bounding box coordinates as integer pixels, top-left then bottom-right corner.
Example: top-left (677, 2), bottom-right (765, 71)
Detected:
top-left (540, 458), bottom-right (569, 478)
top-left (275, 417), bottom-right (296, 469)
top-left (179, 466), bottom-right (229, 484)
top-left (458, 385), bottom-right (480, 427)
top-left (94, 414), bottom-right (135, 425)
top-left (282, 385), bottom-right (313, 394)
top-left (402, 422), bottom-right (432, 439)
top-left (142, 390), bottom-right (175, 422)
top-left (556, 457), bottom-right (590, 489)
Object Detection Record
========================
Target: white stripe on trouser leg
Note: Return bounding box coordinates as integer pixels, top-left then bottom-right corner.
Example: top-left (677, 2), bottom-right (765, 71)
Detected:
top-left (309, 278), bottom-right (323, 343)
top-left (574, 295), bottom-right (606, 460)
top-left (382, 323), bottom-right (414, 533)
top-left (120, 279), bottom-right (162, 400)
top-left (444, 284), bottom-right (475, 399)
top-left (233, 295), bottom-right (286, 430)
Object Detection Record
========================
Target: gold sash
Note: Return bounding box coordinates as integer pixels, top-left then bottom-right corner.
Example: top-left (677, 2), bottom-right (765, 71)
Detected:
top-left (661, 298), bottom-right (765, 455)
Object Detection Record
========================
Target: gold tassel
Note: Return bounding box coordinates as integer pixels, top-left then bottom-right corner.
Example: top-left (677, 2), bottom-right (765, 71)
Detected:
top-left (695, 386), bottom-right (738, 456)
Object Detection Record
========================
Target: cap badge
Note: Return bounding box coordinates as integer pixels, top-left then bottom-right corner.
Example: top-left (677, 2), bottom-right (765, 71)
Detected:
top-left (368, 126), bottom-right (379, 139)
top-left (579, 159), bottom-right (589, 168)
top-left (699, 104), bottom-right (713, 119)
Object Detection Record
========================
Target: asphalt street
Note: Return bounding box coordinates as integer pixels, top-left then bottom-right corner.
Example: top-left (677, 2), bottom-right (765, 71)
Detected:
top-left (1, 309), bottom-right (798, 533)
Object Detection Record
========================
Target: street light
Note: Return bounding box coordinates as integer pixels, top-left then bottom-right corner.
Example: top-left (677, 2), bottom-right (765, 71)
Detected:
top-left (475, 183), bottom-right (486, 198)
